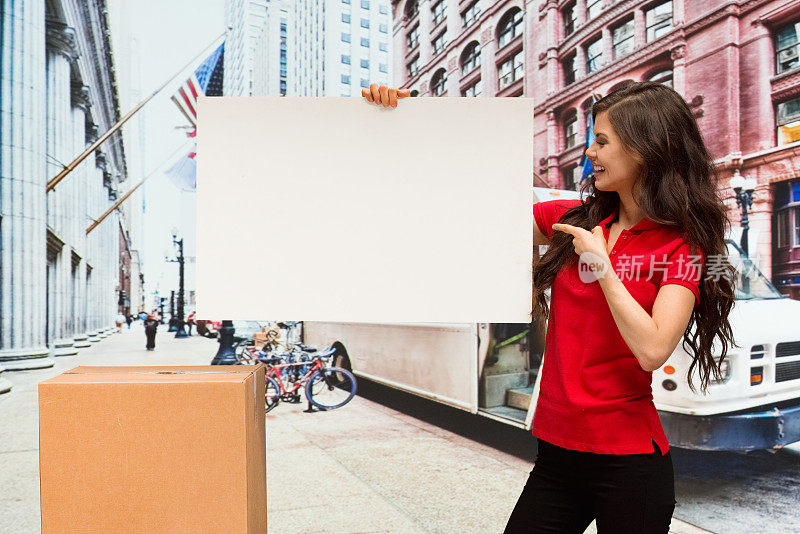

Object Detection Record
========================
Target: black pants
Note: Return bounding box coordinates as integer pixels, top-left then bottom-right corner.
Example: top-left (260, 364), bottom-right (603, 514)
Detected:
top-left (145, 327), bottom-right (156, 349)
top-left (504, 438), bottom-right (676, 534)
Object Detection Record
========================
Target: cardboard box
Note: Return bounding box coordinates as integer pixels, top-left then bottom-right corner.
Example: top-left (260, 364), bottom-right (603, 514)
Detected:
top-left (39, 365), bottom-right (266, 533)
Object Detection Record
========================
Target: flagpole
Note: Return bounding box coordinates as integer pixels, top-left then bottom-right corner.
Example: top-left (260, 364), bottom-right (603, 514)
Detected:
top-left (47, 31), bottom-right (225, 193)
top-left (86, 140), bottom-right (195, 235)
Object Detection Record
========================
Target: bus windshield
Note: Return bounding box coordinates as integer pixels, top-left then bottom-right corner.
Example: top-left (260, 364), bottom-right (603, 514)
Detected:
top-left (726, 240), bottom-right (784, 300)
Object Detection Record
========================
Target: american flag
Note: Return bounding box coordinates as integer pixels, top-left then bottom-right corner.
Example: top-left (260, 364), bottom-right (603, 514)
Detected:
top-left (172, 43), bottom-right (224, 127)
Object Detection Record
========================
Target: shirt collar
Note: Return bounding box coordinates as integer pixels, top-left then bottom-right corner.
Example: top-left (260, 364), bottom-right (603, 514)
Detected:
top-left (600, 205), bottom-right (661, 233)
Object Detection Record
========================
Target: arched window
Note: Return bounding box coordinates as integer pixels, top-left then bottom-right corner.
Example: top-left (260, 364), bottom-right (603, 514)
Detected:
top-left (405, 0), bottom-right (419, 20)
top-left (460, 41), bottom-right (481, 76)
top-left (563, 109), bottom-right (578, 150)
top-left (647, 69), bottom-right (673, 88)
top-left (431, 68), bottom-right (448, 96)
top-left (497, 8), bottom-right (523, 49)
top-left (608, 79), bottom-right (635, 94)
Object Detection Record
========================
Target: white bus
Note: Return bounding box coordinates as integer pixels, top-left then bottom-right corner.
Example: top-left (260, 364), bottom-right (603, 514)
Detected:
top-left (304, 188), bottom-right (800, 451)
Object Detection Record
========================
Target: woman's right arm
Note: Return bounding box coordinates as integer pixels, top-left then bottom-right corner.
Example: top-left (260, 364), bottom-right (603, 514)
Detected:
top-left (534, 216), bottom-right (551, 247)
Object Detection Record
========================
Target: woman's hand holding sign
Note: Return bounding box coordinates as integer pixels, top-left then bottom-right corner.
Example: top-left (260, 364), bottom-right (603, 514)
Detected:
top-left (361, 83), bottom-right (411, 108)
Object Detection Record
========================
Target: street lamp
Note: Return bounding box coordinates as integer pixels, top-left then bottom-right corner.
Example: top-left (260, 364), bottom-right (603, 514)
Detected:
top-left (168, 228), bottom-right (189, 338)
top-left (730, 169), bottom-right (757, 256)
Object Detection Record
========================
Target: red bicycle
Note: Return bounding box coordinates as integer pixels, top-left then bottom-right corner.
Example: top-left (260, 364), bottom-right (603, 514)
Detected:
top-left (261, 348), bottom-right (357, 413)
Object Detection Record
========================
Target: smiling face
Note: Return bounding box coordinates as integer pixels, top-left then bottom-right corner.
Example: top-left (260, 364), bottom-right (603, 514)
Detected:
top-left (584, 110), bottom-right (644, 193)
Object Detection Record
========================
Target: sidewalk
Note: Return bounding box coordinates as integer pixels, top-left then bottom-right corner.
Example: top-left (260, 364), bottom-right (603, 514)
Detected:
top-left (0, 325), bottom-right (712, 533)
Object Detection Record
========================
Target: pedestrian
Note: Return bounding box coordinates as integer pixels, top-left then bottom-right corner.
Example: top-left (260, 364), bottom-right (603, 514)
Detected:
top-left (125, 314), bottom-right (133, 329)
top-left (144, 312), bottom-right (159, 351)
top-left (186, 312), bottom-right (195, 336)
top-left (115, 313), bottom-right (125, 333)
top-left (363, 82), bottom-right (737, 533)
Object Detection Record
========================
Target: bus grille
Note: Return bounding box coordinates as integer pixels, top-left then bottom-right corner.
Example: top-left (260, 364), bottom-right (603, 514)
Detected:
top-left (776, 361), bottom-right (800, 383)
top-left (776, 341), bottom-right (800, 358)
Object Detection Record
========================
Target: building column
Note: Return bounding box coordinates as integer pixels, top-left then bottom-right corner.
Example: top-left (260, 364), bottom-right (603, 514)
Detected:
top-left (670, 44), bottom-right (687, 98)
top-left (546, 110), bottom-right (559, 186)
top-left (46, 20), bottom-right (79, 357)
top-left (480, 26), bottom-right (498, 96)
top-left (0, 0), bottom-right (53, 372)
top-left (72, 84), bottom-right (91, 348)
top-left (602, 26), bottom-right (612, 68)
top-left (634, 8), bottom-right (645, 50)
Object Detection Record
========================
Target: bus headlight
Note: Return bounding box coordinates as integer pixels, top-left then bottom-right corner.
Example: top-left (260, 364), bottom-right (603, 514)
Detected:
top-left (710, 358), bottom-right (732, 385)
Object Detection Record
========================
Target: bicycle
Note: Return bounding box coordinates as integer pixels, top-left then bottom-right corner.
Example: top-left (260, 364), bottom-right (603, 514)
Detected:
top-left (261, 347), bottom-right (357, 413)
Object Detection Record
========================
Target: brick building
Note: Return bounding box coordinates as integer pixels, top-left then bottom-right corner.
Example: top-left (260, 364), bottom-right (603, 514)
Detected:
top-left (391, 0), bottom-right (800, 299)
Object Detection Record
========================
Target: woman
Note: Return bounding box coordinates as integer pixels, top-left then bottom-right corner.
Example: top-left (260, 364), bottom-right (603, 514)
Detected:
top-left (144, 312), bottom-right (160, 351)
top-left (362, 82), bottom-right (737, 533)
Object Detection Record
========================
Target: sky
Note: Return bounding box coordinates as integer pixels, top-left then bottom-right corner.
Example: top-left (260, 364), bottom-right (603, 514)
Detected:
top-left (107, 0), bottom-right (226, 310)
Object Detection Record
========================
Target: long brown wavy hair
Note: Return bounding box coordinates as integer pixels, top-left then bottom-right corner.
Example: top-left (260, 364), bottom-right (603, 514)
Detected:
top-left (532, 81), bottom-right (738, 393)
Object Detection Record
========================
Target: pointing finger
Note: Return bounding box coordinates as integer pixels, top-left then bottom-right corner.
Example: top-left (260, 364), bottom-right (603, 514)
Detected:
top-left (397, 88), bottom-right (411, 98)
top-left (551, 223), bottom-right (581, 236)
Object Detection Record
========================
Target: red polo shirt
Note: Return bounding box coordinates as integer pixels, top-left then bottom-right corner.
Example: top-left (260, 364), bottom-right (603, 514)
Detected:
top-left (532, 198), bottom-right (705, 455)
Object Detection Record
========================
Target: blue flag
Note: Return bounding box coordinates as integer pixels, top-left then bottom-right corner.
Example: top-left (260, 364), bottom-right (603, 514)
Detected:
top-left (580, 96), bottom-right (596, 183)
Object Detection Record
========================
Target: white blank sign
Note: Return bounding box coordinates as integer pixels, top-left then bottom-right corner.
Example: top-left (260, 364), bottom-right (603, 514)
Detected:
top-left (196, 96), bottom-right (533, 323)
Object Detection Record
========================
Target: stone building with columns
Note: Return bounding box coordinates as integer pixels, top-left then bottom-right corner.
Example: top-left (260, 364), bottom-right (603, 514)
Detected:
top-left (392, 0), bottom-right (800, 299)
top-left (0, 0), bottom-right (126, 390)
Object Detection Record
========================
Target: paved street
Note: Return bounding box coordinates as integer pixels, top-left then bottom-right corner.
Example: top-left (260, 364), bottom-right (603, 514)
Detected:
top-left (0, 325), bottom-right (769, 533)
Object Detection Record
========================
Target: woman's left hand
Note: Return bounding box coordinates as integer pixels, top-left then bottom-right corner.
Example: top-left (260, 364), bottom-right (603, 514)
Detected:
top-left (551, 223), bottom-right (612, 267)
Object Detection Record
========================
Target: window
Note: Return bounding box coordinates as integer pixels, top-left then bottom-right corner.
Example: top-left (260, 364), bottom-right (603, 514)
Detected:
top-left (647, 69), bottom-right (673, 88)
top-left (379, 42), bottom-right (388, 52)
top-left (379, 63), bottom-right (388, 73)
top-left (405, 0), bottom-right (419, 20)
top-left (361, 0), bottom-right (370, 9)
top-left (342, 32), bottom-right (351, 43)
top-left (586, 0), bottom-right (602, 20)
top-left (342, 74), bottom-right (351, 84)
top-left (361, 37), bottom-right (370, 47)
top-left (379, 5), bottom-right (388, 14)
top-left (646, 1), bottom-right (672, 42)
top-left (431, 68), bottom-right (447, 96)
top-left (432, 0), bottom-right (447, 26)
top-left (361, 18), bottom-right (370, 28)
top-left (407, 24), bottom-right (419, 49)
top-left (563, 2), bottom-right (577, 37)
top-left (498, 49), bottom-right (524, 90)
top-left (432, 31), bottom-right (448, 55)
top-left (564, 109), bottom-right (578, 149)
top-left (342, 13), bottom-right (351, 23)
top-left (462, 1), bottom-right (481, 28)
top-left (498, 8), bottom-right (523, 49)
top-left (612, 18), bottom-right (634, 60)
top-left (777, 181), bottom-right (800, 248)
top-left (361, 78), bottom-right (370, 88)
top-left (408, 56), bottom-right (419, 77)
top-left (586, 36), bottom-right (603, 73)
top-left (361, 59), bottom-right (369, 68)
top-left (776, 21), bottom-right (800, 74)
top-left (461, 79), bottom-right (482, 97)
top-left (342, 54), bottom-right (351, 64)
top-left (777, 96), bottom-right (800, 145)
top-left (380, 23), bottom-right (388, 33)
top-left (461, 41), bottom-right (481, 76)
top-left (342, 0), bottom-right (350, 4)
top-left (563, 52), bottom-right (577, 85)
top-left (563, 164), bottom-right (581, 191)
